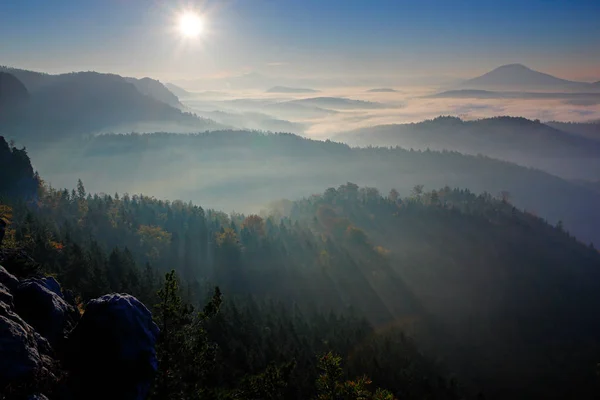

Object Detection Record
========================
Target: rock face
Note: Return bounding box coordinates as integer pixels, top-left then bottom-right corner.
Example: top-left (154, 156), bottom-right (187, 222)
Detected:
top-left (13, 277), bottom-right (80, 348)
top-left (0, 295), bottom-right (54, 396)
top-left (0, 264), bottom-right (19, 291)
top-left (0, 268), bottom-right (56, 398)
top-left (65, 293), bottom-right (160, 400)
top-left (0, 282), bottom-right (14, 308)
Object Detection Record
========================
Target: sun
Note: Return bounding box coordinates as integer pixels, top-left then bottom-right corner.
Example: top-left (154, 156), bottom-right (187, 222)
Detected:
top-left (178, 12), bottom-right (204, 38)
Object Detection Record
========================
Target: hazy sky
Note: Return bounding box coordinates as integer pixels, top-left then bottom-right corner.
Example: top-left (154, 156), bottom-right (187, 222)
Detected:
top-left (1, 0), bottom-right (599, 82)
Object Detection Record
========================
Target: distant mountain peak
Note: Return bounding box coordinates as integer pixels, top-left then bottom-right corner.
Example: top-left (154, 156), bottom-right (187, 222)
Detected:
top-left (494, 63), bottom-right (532, 71)
top-left (459, 63), bottom-right (588, 90)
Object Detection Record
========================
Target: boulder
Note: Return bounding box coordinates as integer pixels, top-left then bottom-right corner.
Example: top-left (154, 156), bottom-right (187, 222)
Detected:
top-left (14, 277), bottom-right (80, 348)
top-left (0, 301), bottom-right (54, 395)
top-left (65, 293), bottom-right (159, 400)
top-left (0, 264), bottom-right (19, 291)
top-left (40, 276), bottom-right (63, 298)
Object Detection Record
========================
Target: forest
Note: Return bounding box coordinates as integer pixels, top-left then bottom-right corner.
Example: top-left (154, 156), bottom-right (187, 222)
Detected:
top-left (2, 136), bottom-right (600, 399)
top-left (22, 130), bottom-right (600, 248)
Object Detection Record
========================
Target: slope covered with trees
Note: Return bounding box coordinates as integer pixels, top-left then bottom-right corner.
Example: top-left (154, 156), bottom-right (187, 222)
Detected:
top-left (0, 67), bottom-right (221, 140)
top-left (3, 139), bottom-right (600, 398)
top-left (0, 72), bottom-right (29, 108)
top-left (338, 116), bottom-right (600, 180)
top-left (124, 76), bottom-right (182, 108)
top-left (0, 137), bottom-right (40, 200)
top-left (23, 131), bottom-right (600, 247)
top-left (1, 138), bottom-right (465, 400)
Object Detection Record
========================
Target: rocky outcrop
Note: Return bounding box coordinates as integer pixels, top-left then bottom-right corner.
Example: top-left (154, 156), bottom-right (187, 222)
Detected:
top-left (0, 264), bottom-right (19, 291)
top-left (0, 294), bottom-right (55, 397)
top-left (0, 258), bottom-right (159, 400)
top-left (14, 277), bottom-right (80, 349)
top-left (65, 294), bottom-right (159, 400)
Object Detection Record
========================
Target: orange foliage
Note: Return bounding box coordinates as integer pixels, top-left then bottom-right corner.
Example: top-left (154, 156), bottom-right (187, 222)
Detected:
top-left (242, 215), bottom-right (265, 236)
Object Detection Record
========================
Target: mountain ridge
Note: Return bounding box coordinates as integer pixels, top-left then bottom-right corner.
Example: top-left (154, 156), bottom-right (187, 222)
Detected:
top-left (0, 66), bottom-right (181, 106)
top-left (124, 76), bottom-right (181, 107)
top-left (0, 67), bottom-right (221, 140)
top-left (0, 72), bottom-right (29, 112)
top-left (165, 82), bottom-right (191, 98)
top-left (336, 116), bottom-right (600, 180)
top-left (367, 88), bottom-right (398, 93)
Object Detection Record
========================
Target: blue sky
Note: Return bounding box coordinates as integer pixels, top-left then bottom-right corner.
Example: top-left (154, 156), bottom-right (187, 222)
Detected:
top-left (1, 0), bottom-right (599, 81)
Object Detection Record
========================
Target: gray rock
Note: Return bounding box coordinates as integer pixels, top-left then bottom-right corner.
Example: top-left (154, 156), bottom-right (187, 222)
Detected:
top-left (66, 293), bottom-right (159, 400)
top-left (14, 277), bottom-right (80, 347)
top-left (40, 276), bottom-right (63, 298)
top-left (0, 264), bottom-right (19, 291)
top-left (0, 301), bottom-right (53, 391)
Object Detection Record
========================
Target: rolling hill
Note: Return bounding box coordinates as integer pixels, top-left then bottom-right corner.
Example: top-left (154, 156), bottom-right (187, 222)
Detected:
top-left (287, 184), bottom-right (600, 400)
top-left (367, 88), bottom-right (398, 93)
top-left (429, 89), bottom-right (600, 105)
top-left (266, 86), bottom-right (320, 93)
top-left (546, 121), bottom-right (600, 142)
top-left (337, 116), bottom-right (600, 180)
top-left (284, 96), bottom-right (385, 110)
top-left (9, 139), bottom-right (600, 399)
top-left (124, 77), bottom-right (181, 107)
top-left (220, 98), bottom-right (339, 119)
top-left (0, 72), bottom-right (29, 112)
top-left (165, 82), bottom-right (192, 98)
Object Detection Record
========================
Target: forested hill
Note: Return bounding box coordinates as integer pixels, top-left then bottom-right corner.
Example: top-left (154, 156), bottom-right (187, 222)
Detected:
top-left (336, 116), bottom-right (600, 181)
top-left (24, 131), bottom-right (600, 247)
top-left (3, 139), bottom-right (600, 398)
top-left (0, 67), bottom-right (221, 140)
top-left (1, 138), bottom-right (462, 400)
top-left (291, 184), bottom-right (600, 399)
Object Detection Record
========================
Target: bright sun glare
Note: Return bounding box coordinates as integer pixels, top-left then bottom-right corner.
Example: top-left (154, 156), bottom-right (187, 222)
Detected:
top-left (178, 12), bottom-right (203, 38)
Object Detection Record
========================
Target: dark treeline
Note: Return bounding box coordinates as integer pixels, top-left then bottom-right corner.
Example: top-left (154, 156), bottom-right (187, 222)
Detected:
top-left (3, 136), bottom-right (600, 399)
